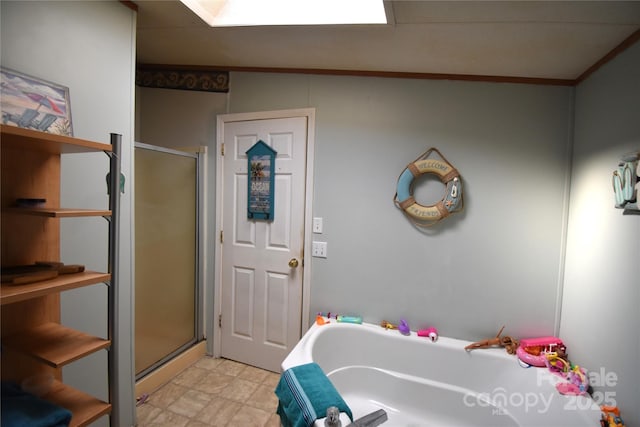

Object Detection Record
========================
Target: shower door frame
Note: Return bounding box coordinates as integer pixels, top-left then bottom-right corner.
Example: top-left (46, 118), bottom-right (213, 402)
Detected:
top-left (134, 142), bottom-right (205, 380)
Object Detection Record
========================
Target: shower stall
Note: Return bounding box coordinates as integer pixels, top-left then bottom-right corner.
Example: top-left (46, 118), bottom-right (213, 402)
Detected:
top-left (134, 142), bottom-right (204, 379)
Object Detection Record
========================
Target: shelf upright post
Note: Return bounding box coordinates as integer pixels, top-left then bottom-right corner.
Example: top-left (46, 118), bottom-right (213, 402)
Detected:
top-left (106, 133), bottom-right (122, 427)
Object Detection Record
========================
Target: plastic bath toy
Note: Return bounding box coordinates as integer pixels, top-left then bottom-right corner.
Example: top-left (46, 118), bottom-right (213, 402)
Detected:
top-left (380, 320), bottom-right (397, 330)
top-left (418, 327), bottom-right (438, 342)
top-left (318, 312), bottom-right (362, 324)
top-left (464, 326), bottom-right (519, 355)
top-left (316, 315), bottom-right (330, 325)
top-left (601, 405), bottom-right (625, 427)
top-left (516, 336), bottom-right (565, 367)
top-left (337, 315), bottom-right (362, 324)
top-left (555, 365), bottom-right (587, 395)
top-left (318, 312), bottom-right (338, 319)
top-left (398, 319), bottom-right (411, 335)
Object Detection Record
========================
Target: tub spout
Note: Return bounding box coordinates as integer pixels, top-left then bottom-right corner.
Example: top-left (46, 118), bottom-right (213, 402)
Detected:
top-left (346, 409), bottom-right (388, 427)
top-left (324, 406), bottom-right (341, 427)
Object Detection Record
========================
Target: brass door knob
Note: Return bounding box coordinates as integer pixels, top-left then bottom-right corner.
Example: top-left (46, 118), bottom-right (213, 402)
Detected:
top-left (288, 258), bottom-right (299, 268)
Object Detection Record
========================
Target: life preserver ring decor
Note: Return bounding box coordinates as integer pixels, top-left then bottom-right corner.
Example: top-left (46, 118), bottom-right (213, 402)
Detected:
top-left (394, 147), bottom-right (463, 226)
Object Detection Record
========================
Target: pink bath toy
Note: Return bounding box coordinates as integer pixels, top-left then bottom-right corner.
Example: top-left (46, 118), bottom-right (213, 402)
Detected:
top-left (516, 336), bottom-right (564, 367)
top-left (418, 327), bottom-right (438, 342)
top-left (554, 364), bottom-right (588, 396)
top-left (556, 380), bottom-right (587, 396)
top-left (398, 319), bottom-right (411, 335)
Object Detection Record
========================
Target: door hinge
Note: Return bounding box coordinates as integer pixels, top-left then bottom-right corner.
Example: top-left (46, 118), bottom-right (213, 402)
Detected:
top-left (218, 314), bottom-right (222, 328)
top-left (220, 230), bottom-right (224, 243)
top-left (221, 143), bottom-right (225, 156)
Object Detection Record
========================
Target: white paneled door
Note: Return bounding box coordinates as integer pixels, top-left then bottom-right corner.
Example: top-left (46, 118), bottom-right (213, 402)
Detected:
top-left (219, 115), bottom-right (309, 372)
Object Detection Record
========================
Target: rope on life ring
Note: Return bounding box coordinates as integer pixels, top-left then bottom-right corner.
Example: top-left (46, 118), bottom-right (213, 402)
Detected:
top-left (394, 147), bottom-right (464, 226)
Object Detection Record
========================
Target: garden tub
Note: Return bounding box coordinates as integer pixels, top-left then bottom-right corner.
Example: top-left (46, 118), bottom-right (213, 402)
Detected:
top-left (281, 320), bottom-right (601, 426)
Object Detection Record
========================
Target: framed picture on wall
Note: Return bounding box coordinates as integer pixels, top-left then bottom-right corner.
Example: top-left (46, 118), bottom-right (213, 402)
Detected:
top-left (1, 67), bottom-right (73, 136)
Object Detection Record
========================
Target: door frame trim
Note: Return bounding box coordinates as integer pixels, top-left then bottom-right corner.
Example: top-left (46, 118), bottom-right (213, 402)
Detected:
top-left (213, 108), bottom-right (316, 361)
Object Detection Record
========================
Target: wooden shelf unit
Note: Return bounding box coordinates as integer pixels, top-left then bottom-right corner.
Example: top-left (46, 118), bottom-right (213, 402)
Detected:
top-left (45, 381), bottom-right (112, 427)
top-left (2, 322), bottom-right (111, 368)
top-left (3, 207), bottom-right (112, 217)
top-left (1, 124), bottom-right (119, 427)
top-left (1, 271), bottom-right (111, 305)
top-left (0, 124), bottom-right (113, 153)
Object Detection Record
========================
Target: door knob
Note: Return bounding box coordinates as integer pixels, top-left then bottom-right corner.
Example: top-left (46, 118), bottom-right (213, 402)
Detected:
top-left (288, 258), bottom-right (299, 268)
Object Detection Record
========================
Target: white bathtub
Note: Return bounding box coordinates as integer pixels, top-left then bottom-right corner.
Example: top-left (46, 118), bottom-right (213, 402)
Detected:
top-left (282, 320), bottom-right (601, 426)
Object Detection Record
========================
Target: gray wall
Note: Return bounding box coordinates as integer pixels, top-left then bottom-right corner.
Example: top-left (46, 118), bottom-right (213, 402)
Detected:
top-left (561, 42), bottom-right (640, 427)
top-left (139, 73), bottom-right (575, 341)
top-left (228, 73), bottom-right (574, 340)
top-left (1, 2), bottom-right (137, 425)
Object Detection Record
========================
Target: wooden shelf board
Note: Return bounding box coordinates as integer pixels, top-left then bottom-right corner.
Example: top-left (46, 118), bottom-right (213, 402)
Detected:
top-left (45, 380), bottom-right (111, 427)
top-left (0, 271), bottom-right (110, 305)
top-left (3, 322), bottom-right (110, 368)
top-left (1, 124), bottom-right (112, 154)
top-left (4, 207), bottom-right (112, 217)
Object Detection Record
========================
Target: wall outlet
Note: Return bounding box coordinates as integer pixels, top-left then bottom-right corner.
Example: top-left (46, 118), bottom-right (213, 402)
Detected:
top-left (312, 241), bottom-right (327, 258)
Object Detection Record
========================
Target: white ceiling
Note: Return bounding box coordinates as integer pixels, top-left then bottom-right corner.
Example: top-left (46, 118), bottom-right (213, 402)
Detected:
top-left (135, 1), bottom-right (640, 81)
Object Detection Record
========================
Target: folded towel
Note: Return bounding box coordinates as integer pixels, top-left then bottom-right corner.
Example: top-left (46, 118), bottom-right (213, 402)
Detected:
top-left (275, 363), bottom-right (353, 427)
top-left (1, 381), bottom-right (72, 427)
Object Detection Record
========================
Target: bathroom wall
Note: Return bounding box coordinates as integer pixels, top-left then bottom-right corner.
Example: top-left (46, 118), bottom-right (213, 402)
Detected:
top-left (561, 42), bottom-right (640, 427)
top-left (228, 72), bottom-right (574, 341)
top-left (138, 73), bottom-right (574, 341)
top-left (1, 2), bottom-right (137, 425)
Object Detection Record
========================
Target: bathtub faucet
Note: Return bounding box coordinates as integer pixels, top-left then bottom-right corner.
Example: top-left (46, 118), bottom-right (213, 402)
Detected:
top-left (325, 406), bottom-right (341, 427)
top-left (346, 409), bottom-right (388, 427)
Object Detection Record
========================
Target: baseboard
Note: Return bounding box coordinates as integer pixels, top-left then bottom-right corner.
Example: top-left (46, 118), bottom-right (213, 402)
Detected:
top-left (135, 341), bottom-right (207, 398)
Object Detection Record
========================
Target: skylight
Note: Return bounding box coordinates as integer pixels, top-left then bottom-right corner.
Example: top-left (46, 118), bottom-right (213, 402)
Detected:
top-left (179, 0), bottom-right (387, 27)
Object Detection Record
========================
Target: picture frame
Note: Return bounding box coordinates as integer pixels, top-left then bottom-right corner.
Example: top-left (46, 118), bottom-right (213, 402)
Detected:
top-left (1, 67), bottom-right (73, 136)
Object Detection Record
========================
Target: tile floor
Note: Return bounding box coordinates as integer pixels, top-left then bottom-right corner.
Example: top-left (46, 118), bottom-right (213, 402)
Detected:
top-left (136, 357), bottom-right (281, 426)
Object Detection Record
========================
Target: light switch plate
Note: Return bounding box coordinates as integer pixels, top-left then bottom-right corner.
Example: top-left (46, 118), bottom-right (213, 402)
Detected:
top-left (313, 217), bottom-right (323, 233)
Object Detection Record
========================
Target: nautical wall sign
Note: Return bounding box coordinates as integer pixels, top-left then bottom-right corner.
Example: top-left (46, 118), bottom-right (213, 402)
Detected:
top-left (394, 147), bottom-right (464, 227)
top-left (247, 140), bottom-right (276, 220)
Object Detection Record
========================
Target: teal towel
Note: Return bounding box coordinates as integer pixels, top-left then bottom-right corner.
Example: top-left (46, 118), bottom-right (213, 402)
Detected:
top-left (275, 363), bottom-right (353, 427)
top-left (1, 381), bottom-right (72, 427)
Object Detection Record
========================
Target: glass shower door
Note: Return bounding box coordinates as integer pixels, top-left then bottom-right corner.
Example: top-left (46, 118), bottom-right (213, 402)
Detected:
top-left (134, 143), bottom-right (201, 378)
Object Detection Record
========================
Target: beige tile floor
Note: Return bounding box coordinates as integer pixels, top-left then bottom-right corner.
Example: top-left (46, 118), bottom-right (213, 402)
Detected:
top-left (136, 357), bottom-right (281, 426)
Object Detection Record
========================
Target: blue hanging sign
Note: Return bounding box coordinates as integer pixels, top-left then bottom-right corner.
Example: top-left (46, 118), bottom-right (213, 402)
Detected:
top-left (247, 140), bottom-right (277, 220)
